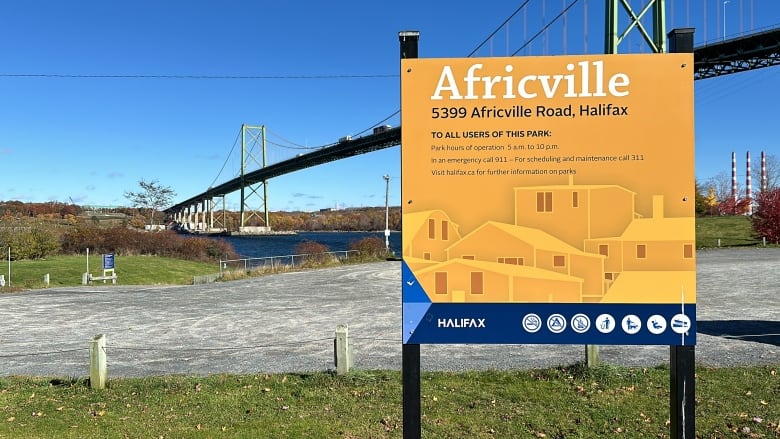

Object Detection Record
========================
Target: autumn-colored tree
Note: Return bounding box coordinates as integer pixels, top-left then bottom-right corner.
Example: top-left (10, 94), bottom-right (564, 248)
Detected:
top-left (751, 188), bottom-right (780, 244)
top-left (716, 197), bottom-right (751, 216)
top-left (694, 181), bottom-right (709, 215)
top-left (129, 215), bottom-right (147, 229)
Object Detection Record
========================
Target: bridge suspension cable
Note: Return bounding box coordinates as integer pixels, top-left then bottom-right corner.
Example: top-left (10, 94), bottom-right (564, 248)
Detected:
top-left (208, 128), bottom-right (242, 189)
top-left (512, 0), bottom-right (582, 56)
top-left (467, 0), bottom-right (533, 57)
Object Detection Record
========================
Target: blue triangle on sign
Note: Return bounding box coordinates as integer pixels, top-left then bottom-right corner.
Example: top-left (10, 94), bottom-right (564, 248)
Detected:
top-left (401, 261), bottom-right (430, 304)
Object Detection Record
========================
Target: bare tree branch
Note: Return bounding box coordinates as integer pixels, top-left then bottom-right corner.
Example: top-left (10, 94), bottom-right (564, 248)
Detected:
top-left (124, 179), bottom-right (176, 226)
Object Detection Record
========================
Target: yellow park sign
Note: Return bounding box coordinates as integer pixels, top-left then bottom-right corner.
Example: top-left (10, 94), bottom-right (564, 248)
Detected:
top-left (401, 54), bottom-right (696, 345)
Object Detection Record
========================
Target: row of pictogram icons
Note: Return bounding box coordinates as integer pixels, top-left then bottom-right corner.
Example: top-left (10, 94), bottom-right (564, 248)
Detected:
top-left (521, 313), bottom-right (691, 335)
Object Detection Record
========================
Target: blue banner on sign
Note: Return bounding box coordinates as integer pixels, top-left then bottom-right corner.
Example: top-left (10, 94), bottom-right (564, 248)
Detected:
top-left (403, 302), bottom-right (695, 346)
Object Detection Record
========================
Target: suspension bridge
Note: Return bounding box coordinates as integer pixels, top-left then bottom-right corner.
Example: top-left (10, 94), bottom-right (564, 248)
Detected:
top-left (165, 0), bottom-right (779, 234)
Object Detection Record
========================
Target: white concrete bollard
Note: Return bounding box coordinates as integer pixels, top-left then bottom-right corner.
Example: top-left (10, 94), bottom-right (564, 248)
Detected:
top-left (334, 325), bottom-right (352, 375)
top-left (89, 334), bottom-right (107, 389)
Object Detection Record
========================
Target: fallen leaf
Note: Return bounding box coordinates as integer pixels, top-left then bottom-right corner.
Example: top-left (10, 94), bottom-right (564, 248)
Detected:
top-left (6, 417), bottom-right (14, 422)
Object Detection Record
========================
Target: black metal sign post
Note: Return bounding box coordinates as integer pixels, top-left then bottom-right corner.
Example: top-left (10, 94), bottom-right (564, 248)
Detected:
top-left (668, 27), bottom-right (697, 439)
top-left (399, 30), bottom-right (421, 439)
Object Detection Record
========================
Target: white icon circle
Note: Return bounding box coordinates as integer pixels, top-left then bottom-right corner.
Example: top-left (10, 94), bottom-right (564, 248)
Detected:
top-left (646, 315), bottom-right (667, 335)
top-left (621, 314), bottom-right (642, 334)
top-left (595, 314), bottom-right (616, 334)
top-left (670, 314), bottom-right (692, 334)
top-left (570, 313), bottom-right (591, 333)
top-left (522, 314), bottom-right (542, 333)
top-left (547, 314), bottom-right (567, 333)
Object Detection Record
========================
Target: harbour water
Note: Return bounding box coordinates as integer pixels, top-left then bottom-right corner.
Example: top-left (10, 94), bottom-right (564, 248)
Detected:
top-left (216, 231), bottom-right (402, 259)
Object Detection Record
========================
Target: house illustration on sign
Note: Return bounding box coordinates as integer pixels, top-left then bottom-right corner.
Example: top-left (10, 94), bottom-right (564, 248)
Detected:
top-left (403, 177), bottom-right (695, 304)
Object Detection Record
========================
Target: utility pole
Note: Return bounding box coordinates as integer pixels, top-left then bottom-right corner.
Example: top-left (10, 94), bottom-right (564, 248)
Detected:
top-left (383, 174), bottom-right (391, 253)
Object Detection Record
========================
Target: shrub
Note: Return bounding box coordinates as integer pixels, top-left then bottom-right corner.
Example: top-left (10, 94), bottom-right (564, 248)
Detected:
top-left (751, 188), bottom-right (780, 244)
top-left (294, 240), bottom-right (331, 265)
top-left (349, 236), bottom-right (389, 260)
top-left (60, 226), bottom-right (238, 262)
top-left (0, 225), bottom-right (60, 260)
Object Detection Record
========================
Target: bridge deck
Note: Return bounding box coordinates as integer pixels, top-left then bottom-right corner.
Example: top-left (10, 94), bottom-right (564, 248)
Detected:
top-left (168, 28), bottom-right (779, 214)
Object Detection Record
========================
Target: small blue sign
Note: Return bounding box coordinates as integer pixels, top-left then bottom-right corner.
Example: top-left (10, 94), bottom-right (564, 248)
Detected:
top-left (103, 253), bottom-right (115, 270)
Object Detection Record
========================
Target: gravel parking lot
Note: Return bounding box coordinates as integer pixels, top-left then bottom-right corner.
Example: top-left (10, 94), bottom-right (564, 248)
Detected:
top-left (0, 248), bottom-right (777, 377)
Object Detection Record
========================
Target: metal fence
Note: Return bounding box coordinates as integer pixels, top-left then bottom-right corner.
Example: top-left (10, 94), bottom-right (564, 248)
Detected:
top-left (192, 250), bottom-right (361, 284)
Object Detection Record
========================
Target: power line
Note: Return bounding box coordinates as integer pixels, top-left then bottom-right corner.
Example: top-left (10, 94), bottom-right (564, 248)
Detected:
top-left (0, 73), bottom-right (397, 80)
top-left (266, 128), bottom-right (316, 150)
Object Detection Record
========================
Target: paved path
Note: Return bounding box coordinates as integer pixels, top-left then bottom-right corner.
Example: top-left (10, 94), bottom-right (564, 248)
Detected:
top-left (0, 248), bottom-right (777, 377)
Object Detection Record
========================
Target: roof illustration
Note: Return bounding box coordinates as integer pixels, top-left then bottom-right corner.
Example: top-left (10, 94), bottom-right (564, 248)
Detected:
top-left (450, 221), bottom-right (595, 256)
top-left (514, 183), bottom-right (634, 192)
top-left (601, 271), bottom-right (696, 303)
top-left (618, 217), bottom-right (694, 241)
top-left (403, 210), bottom-right (459, 234)
top-left (416, 258), bottom-right (583, 283)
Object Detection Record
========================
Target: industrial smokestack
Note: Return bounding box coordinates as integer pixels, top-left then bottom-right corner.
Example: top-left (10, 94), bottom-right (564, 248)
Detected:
top-left (732, 151), bottom-right (737, 203)
top-left (746, 151), bottom-right (752, 215)
top-left (761, 151), bottom-right (767, 192)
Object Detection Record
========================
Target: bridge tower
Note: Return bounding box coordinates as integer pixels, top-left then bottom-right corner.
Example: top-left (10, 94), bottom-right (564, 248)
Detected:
top-left (238, 124), bottom-right (271, 233)
top-left (589, 0), bottom-right (671, 368)
top-left (606, 0), bottom-right (666, 53)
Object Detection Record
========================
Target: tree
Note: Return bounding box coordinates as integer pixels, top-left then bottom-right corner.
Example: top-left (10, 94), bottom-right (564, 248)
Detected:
top-left (705, 171), bottom-right (741, 206)
top-left (124, 179), bottom-right (176, 227)
top-left (751, 188), bottom-right (780, 244)
top-left (694, 180), bottom-right (709, 215)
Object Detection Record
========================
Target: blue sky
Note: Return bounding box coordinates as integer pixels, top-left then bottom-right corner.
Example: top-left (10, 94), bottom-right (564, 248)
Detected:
top-left (0, 1), bottom-right (778, 211)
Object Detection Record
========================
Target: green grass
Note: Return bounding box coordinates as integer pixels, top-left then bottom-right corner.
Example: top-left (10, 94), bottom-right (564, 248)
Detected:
top-left (2, 255), bottom-right (217, 290)
top-left (0, 365), bottom-right (777, 438)
top-left (696, 215), bottom-right (761, 248)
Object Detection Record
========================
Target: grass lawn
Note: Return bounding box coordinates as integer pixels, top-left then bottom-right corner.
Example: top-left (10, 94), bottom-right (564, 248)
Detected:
top-left (0, 365), bottom-right (777, 438)
top-left (696, 215), bottom-right (759, 248)
top-left (2, 255), bottom-right (218, 290)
